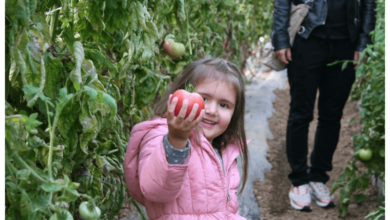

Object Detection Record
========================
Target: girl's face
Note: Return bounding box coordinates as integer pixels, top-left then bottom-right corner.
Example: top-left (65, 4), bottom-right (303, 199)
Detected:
top-left (195, 78), bottom-right (237, 144)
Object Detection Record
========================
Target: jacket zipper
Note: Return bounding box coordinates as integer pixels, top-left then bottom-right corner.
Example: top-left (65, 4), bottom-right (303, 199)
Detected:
top-left (322, 0), bottom-right (327, 25)
top-left (355, 0), bottom-right (360, 26)
top-left (213, 148), bottom-right (231, 203)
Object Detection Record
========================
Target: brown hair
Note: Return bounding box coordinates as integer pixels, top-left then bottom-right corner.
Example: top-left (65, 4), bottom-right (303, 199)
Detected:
top-left (154, 57), bottom-right (248, 195)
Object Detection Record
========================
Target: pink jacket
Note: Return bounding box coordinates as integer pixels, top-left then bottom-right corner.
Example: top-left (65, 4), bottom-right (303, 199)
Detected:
top-left (124, 117), bottom-right (246, 220)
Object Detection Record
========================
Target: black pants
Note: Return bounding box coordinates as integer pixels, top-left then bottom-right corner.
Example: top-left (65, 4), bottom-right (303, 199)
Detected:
top-left (286, 35), bottom-right (356, 186)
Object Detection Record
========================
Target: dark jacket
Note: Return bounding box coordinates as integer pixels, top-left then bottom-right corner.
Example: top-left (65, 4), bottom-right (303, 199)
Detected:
top-left (272, 0), bottom-right (376, 51)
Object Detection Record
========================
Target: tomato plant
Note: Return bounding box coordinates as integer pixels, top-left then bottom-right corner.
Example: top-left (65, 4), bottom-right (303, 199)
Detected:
top-left (5, 0), bottom-right (273, 219)
top-left (171, 89), bottom-right (205, 119)
top-left (331, 0), bottom-right (385, 218)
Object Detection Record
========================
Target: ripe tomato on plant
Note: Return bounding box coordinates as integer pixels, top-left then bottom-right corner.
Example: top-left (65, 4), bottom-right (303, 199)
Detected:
top-left (170, 89), bottom-right (205, 119)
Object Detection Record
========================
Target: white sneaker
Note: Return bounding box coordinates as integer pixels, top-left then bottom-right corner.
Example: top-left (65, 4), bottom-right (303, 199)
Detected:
top-left (289, 184), bottom-right (312, 211)
top-left (309, 182), bottom-right (335, 208)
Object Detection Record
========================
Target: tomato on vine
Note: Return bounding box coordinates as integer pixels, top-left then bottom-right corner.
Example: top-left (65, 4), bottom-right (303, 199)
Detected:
top-left (359, 148), bottom-right (373, 161)
top-left (79, 201), bottom-right (101, 220)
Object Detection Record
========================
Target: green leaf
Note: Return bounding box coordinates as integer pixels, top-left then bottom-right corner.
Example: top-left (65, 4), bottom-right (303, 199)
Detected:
top-left (122, 0), bottom-right (127, 8)
top-left (41, 182), bottom-right (64, 192)
top-left (57, 100), bottom-right (79, 137)
top-left (23, 85), bottom-right (39, 100)
top-left (20, 190), bottom-right (32, 219)
top-left (22, 113), bottom-right (43, 131)
top-left (374, 105), bottom-right (382, 111)
top-left (355, 64), bottom-right (364, 77)
top-left (80, 129), bottom-right (96, 153)
top-left (353, 194), bottom-right (367, 203)
top-left (135, 1), bottom-right (147, 30)
top-left (98, 91), bottom-right (117, 118)
top-left (146, 21), bottom-right (159, 39)
top-left (70, 41), bottom-right (84, 91)
top-left (380, 149), bottom-right (385, 157)
top-left (176, 0), bottom-right (186, 23)
top-left (44, 53), bottom-right (62, 99)
top-left (16, 169), bottom-right (31, 181)
top-left (130, 2), bottom-right (138, 32)
top-left (341, 61), bottom-right (348, 71)
top-left (16, 0), bottom-right (30, 26)
top-left (84, 86), bottom-right (98, 100)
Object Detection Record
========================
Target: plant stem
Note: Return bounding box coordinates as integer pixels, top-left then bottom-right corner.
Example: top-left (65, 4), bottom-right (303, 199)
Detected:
top-left (186, 5), bottom-right (192, 55)
top-left (6, 140), bottom-right (48, 184)
top-left (50, 5), bottom-right (60, 43)
top-left (45, 102), bottom-right (54, 181)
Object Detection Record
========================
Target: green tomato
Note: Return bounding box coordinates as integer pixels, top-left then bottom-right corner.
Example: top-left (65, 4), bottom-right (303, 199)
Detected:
top-left (28, 129), bottom-right (38, 135)
top-left (79, 201), bottom-right (101, 220)
top-left (359, 148), bottom-right (373, 161)
top-left (163, 39), bottom-right (185, 59)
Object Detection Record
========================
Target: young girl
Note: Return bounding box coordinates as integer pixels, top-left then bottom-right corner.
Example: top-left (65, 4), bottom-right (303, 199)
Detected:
top-left (124, 58), bottom-right (249, 219)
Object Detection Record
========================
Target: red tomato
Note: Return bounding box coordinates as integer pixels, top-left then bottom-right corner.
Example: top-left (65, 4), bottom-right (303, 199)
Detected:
top-left (170, 89), bottom-right (205, 119)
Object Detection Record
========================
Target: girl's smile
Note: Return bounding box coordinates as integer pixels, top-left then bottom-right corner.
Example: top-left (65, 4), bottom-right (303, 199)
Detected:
top-left (195, 78), bottom-right (237, 143)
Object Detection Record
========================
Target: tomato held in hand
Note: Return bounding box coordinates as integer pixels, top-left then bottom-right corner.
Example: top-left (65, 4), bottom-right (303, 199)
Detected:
top-left (170, 89), bottom-right (205, 119)
top-left (359, 148), bottom-right (373, 161)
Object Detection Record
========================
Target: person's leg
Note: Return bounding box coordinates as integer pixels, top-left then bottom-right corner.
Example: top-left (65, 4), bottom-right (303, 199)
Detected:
top-left (309, 39), bottom-right (356, 183)
top-left (286, 36), bottom-right (327, 187)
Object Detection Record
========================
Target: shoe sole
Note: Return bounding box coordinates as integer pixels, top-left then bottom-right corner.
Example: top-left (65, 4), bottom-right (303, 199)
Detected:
top-left (289, 192), bottom-right (312, 212)
top-left (311, 194), bottom-right (336, 208)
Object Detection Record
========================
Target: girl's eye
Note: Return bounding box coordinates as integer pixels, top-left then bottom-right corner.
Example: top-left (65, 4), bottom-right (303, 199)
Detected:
top-left (220, 103), bottom-right (228, 108)
top-left (203, 97), bottom-right (208, 102)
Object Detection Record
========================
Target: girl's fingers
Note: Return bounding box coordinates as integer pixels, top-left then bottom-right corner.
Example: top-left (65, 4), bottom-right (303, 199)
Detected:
top-left (194, 109), bottom-right (205, 125)
top-left (167, 96), bottom-right (178, 118)
top-left (177, 99), bottom-right (189, 120)
top-left (186, 103), bottom-right (199, 121)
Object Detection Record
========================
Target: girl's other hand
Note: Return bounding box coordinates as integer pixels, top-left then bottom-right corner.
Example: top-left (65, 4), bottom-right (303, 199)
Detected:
top-left (167, 94), bottom-right (205, 149)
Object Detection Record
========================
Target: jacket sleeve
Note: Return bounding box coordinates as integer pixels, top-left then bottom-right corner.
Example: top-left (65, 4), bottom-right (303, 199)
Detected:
top-left (356, 0), bottom-right (376, 51)
top-left (272, 0), bottom-right (292, 51)
top-left (138, 128), bottom-right (191, 203)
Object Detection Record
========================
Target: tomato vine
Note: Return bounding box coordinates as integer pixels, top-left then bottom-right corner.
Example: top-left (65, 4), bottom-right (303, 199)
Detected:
top-left (330, 0), bottom-right (385, 218)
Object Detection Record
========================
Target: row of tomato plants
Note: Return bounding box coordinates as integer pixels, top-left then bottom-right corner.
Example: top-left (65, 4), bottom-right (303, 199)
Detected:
top-left (330, 0), bottom-right (385, 218)
top-left (5, 0), bottom-right (273, 219)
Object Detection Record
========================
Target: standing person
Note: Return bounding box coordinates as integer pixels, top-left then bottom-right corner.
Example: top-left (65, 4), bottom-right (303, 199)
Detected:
top-left (272, 0), bottom-right (376, 211)
top-left (124, 58), bottom-right (249, 219)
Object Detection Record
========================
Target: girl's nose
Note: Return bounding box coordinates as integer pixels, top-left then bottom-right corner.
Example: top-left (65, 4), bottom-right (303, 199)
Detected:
top-left (205, 102), bottom-right (217, 115)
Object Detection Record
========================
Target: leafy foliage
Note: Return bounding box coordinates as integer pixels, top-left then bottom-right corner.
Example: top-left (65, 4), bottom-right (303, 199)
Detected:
top-left (330, 0), bottom-right (385, 217)
top-left (5, 0), bottom-right (273, 219)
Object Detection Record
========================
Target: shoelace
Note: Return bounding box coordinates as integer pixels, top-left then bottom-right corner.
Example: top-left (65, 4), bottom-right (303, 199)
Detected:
top-left (297, 185), bottom-right (309, 195)
top-left (314, 182), bottom-right (328, 193)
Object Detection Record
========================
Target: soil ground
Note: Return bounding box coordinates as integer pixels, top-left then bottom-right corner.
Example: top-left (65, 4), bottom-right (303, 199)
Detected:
top-left (253, 87), bottom-right (380, 220)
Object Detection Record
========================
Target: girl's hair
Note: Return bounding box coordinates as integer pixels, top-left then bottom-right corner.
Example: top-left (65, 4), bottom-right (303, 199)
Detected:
top-left (154, 57), bottom-right (248, 194)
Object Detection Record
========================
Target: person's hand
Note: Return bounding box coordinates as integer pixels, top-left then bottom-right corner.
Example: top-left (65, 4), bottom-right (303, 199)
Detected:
top-left (354, 51), bottom-right (368, 70)
top-left (275, 48), bottom-right (292, 64)
top-left (166, 94), bottom-right (205, 149)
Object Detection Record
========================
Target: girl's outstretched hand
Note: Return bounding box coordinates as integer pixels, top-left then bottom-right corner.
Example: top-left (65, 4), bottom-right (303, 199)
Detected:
top-left (166, 94), bottom-right (205, 149)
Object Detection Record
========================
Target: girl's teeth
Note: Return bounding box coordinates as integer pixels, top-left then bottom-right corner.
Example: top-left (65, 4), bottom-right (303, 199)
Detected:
top-left (203, 119), bottom-right (216, 125)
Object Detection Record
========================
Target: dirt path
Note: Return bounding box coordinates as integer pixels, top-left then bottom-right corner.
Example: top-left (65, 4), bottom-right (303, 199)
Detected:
top-left (253, 88), bottom-right (379, 220)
